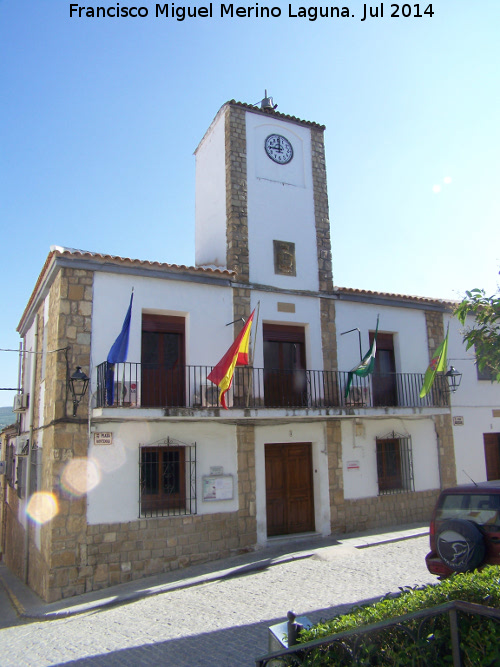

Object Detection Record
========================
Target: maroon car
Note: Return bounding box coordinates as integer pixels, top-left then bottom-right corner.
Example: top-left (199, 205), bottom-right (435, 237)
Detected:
top-left (426, 481), bottom-right (500, 578)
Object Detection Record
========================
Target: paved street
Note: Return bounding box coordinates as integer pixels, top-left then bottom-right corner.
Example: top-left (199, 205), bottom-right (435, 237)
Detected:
top-left (0, 529), bottom-right (436, 666)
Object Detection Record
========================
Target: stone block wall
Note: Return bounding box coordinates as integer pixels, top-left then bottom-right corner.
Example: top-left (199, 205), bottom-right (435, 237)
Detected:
top-left (225, 105), bottom-right (248, 280)
top-left (327, 420), bottom-right (345, 532)
top-left (4, 491), bottom-right (25, 581)
top-left (311, 127), bottom-right (333, 293)
top-left (342, 489), bottom-right (439, 533)
top-left (321, 297), bottom-right (338, 374)
top-left (434, 413), bottom-right (457, 489)
top-left (77, 512), bottom-right (248, 598)
top-left (423, 311), bottom-right (456, 488)
top-left (236, 424), bottom-right (257, 546)
top-left (21, 266), bottom-right (94, 601)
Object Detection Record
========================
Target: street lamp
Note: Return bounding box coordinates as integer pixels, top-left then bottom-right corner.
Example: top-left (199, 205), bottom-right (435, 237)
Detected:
top-left (69, 366), bottom-right (89, 416)
top-left (445, 366), bottom-right (462, 393)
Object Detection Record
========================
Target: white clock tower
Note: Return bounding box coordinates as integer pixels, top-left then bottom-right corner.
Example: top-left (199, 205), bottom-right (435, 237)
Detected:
top-left (194, 96), bottom-right (333, 295)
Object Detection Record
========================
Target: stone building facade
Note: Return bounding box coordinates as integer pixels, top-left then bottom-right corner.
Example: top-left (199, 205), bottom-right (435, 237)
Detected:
top-left (5, 99), bottom-right (490, 604)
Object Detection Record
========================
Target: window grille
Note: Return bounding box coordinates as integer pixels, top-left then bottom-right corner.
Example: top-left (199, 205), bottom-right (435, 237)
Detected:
top-left (29, 446), bottom-right (42, 496)
top-left (376, 432), bottom-right (414, 495)
top-left (6, 443), bottom-right (15, 486)
top-left (16, 457), bottom-right (27, 499)
top-left (139, 437), bottom-right (196, 517)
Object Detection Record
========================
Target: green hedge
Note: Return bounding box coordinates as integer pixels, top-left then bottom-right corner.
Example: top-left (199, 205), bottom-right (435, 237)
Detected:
top-left (295, 567), bottom-right (500, 666)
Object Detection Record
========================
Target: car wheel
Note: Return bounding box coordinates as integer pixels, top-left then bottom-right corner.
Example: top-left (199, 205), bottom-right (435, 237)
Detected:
top-left (436, 519), bottom-right (486, 573)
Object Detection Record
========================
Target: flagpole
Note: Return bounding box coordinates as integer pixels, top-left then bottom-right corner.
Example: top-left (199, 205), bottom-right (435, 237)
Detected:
top-left (121, 287), bottom-right (134, 406)
top-left (246, 301), bottom-right (260, 408)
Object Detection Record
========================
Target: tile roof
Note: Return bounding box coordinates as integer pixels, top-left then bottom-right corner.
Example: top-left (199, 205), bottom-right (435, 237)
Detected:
top-left (49, 246), bottom-right (235, 277)
top-left (335, 285), bottom-right (457, 307)
top-left (17, 246), bottom-right (234, 333)
top-left (226, 100), bottom-right (326, 130)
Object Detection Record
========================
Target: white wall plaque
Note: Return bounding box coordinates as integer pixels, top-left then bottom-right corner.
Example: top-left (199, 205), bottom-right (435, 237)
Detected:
top-left (203, 475), bottom-right (234, 501)
top-left (453, 416), bottom-right (464, 426)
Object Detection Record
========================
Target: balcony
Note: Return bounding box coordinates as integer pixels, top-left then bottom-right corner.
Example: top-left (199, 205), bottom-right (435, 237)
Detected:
top-left (95, 362), bottom-right (449, 411)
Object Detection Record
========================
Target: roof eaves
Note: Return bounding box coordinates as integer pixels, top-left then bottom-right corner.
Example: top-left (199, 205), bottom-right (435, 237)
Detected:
top-left (226, 99), bottom-right (326, 130)
top-left (334, 286), bottom-right (457, 309)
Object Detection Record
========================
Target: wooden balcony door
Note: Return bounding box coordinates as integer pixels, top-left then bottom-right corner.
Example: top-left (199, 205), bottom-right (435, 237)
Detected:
top-left (265, 443), bottom-right (315, 537)
top-left (263, 324), bottom-right (307, 407)
top-left (371, 332), bottom-right (397, 407)
top-left (141, 314), bottom-right (185, 407)
top-left (484, 433), bottom-right (500, 481)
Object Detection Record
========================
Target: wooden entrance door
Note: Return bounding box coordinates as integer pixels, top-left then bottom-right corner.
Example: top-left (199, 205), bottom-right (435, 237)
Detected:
top-left (263, 324), bottom-right (307, 407)
top-left (141, 315), bottom-right (185, 407)
top-left (265, 443), bottom-right (315, 537)
top-left (484, 433), bottom-right (500, 480)
top-left (371, 332), bottom-right (397, 406)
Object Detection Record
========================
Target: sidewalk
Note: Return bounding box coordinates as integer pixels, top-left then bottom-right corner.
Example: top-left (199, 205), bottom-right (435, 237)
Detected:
top-left (0, 523), bottom-right (428, 622)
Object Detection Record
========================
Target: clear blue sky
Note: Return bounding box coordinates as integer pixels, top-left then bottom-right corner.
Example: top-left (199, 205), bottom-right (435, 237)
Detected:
top-left (1, 0), bottom-right (499, 405)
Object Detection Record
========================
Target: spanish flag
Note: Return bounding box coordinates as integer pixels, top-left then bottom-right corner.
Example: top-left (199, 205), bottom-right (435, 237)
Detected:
top-left (208, 309), bottom-right (255, 409)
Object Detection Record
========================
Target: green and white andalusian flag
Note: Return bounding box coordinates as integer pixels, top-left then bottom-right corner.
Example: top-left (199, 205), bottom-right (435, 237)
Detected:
top-left (419, 329), bottom-right (449, 398)
top-left (345, 317), bottom-right (379, 398)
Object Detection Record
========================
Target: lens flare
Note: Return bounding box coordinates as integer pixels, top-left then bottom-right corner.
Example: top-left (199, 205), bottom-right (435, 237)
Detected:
top-left (432, 184), bottom-right (441, 194)
top-left (61, 458), bottom-right (101, 496)
top-left (95, 440), bottom-right (127, 474)
top-left (444, 176), bottom-right (452, 184)
top-left (26, 492), bottom-right (59, 524)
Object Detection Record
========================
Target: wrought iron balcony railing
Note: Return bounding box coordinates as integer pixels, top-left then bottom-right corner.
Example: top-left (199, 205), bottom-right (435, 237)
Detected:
top-left (96, 362), bottom-right (449, 410)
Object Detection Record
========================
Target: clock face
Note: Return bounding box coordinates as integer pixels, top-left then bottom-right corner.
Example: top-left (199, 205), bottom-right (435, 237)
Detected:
top-left (264, 134), bottom-right (293, 164)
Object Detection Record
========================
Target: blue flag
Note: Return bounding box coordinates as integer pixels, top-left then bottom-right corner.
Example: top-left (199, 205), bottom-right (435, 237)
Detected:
top-left (106, 292), bottom-right (133, 405)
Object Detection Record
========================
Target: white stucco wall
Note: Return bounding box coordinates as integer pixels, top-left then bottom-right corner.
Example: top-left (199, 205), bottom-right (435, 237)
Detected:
top-left (245, 112), bottom-right (319, 291)
top-left (250, 290), bottom-right (324, 372)
top-left (87, 421), bottom-right (239, 524)
top-left (342, 416), bottom-right (440, 499)
top-left (194, 111), bottom-right (227, 268)
top-left (91, 271), bottom-right (234, 385)
top-left (335, 301), bottom-right (430, 374)
top-left (254, 421), bottom-right (331, 544)
top-left (447, 314), bottom-right (500, 483)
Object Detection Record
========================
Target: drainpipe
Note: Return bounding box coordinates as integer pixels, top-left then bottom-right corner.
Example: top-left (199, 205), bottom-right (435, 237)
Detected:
top-left (24, 314), bottom-right (38, 584)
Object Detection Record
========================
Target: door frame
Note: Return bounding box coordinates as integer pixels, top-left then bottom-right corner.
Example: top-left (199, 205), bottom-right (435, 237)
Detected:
top-left (264, 442), bottom-right (315, 537)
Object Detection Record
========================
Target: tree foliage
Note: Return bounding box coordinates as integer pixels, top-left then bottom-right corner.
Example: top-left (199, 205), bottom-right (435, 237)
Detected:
top-left (455, 288), bottom-right (500, 382)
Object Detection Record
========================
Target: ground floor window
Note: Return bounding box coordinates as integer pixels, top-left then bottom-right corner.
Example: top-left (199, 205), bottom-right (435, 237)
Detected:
top-left (139, 438), bottom-right (196, 517)
top-left (376, 432), bottom-right (414, 494)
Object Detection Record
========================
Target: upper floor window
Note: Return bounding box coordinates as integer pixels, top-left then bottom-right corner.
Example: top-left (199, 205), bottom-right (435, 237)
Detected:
top-left (141, 314), bottom-right (185, 408)
top-left (476, 364), bottom-right (495, 381)
top-left (370, 332), bottom-right (397, 407)
top-left (263, 323), bottom-right (306, 407)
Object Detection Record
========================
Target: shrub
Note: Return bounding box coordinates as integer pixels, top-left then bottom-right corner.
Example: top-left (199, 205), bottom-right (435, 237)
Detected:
top-left (294, 567), bottom-right (500, 666)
